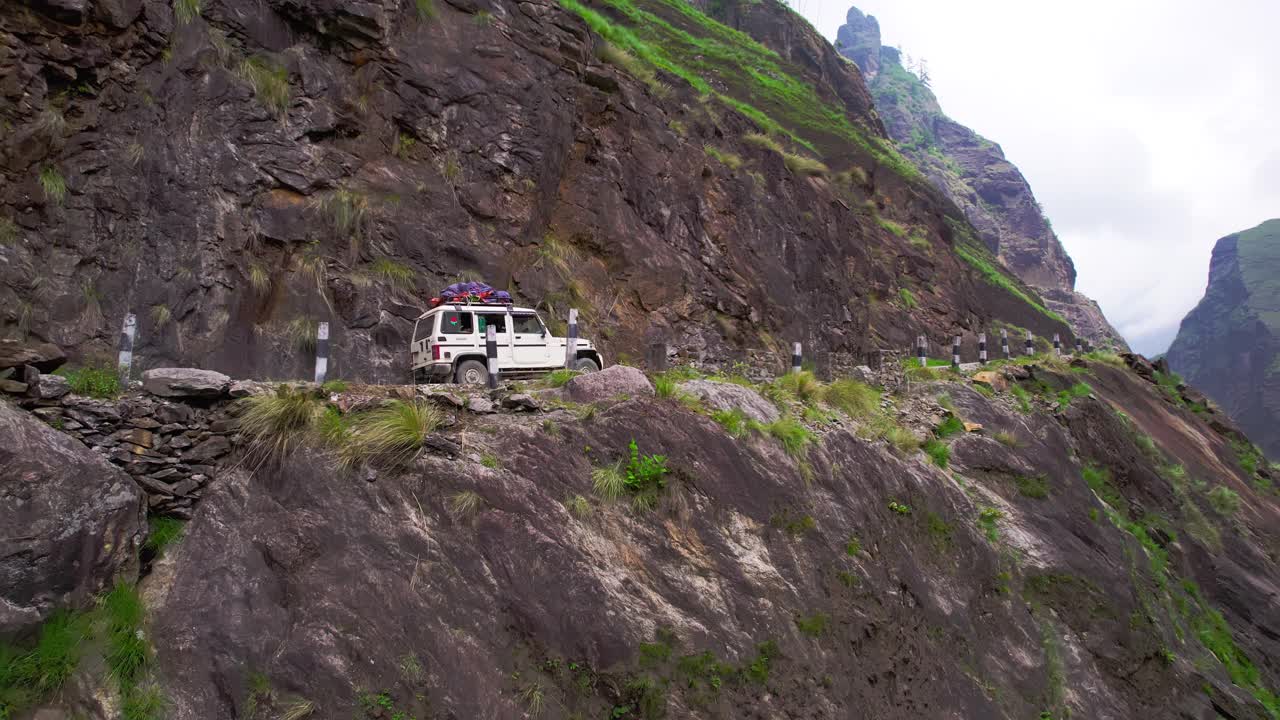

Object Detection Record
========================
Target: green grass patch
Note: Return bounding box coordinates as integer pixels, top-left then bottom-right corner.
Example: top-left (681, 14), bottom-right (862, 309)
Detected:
top-left (782, 152), bottom-right (828, 177)
top-left (237, 56), bottom-right (291, 118)
top-left (39, 167), bottom-right (67, 204)
top-left (55, 364), bottom-right (121, 399)
top-left (1010, 384), bottom-right (1032, 413)
top-left (320, 379), bottom-right (349, 393)
top-left (764, 417), bottom-right (813, 458)
top-left (143, 516), bottom-right (185, 557)
top-left (711, 407), bottom-right (750, 438)
top-left (794, 612), bottom-right (828, 637)
top-left (977, 507), bottom-right (1003, 542)
top-left (555, 0), bottom-right (920, 180)
top-left (742, 132), bottom-right (783, 154)
top-left (704, 145), bottom-right (744, 170)
top-left (1082, 464), bottom-right (1122, 509)
top-left (1015, 474), bottom-right (1050, 499)
top-left (1056, 382), bottom-right (1092, 410)
top-left (544, 369), bottom-right (580, 388)
top-left (953, 241), bottom-right (1064, 323)
top-left (1207, 486), bottom-right (1241, 516)
top-left (935, 414), bottom-right (964, 438)
top-left (877, 217), bottom-right (907, 238)
top-left (0, 610), bottom-right (92, 715)
top-left (922, 439), bottom-right (949, 468)
top-left (898, 287), bottom-right (918, 309)
top-left (824, 379), bottom-right (879, 419)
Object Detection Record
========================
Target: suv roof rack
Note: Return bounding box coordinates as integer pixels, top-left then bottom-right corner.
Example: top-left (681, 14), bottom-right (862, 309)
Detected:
top-left (430, 296), bottom-right (515, 307)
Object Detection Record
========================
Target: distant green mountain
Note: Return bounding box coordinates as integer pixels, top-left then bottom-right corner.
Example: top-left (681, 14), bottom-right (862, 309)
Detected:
top-left (1168, 219), bottom-right (1280, 459)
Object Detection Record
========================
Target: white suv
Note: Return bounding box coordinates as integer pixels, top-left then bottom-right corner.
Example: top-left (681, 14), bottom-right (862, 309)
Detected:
top-left (411, 304), bottom-right (604, 384)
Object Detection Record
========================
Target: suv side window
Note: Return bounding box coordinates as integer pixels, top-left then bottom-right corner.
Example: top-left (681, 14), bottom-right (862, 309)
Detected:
top-left (476, 313), bottom-right (508, 334)
top-left (512, 314), bottom-right (542, 335)
top-left (440, 311), bottom-right (474, 335)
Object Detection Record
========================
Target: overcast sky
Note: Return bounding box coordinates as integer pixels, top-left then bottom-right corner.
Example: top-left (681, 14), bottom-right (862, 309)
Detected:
top-left (795, 0), bottom-right (1280, 354)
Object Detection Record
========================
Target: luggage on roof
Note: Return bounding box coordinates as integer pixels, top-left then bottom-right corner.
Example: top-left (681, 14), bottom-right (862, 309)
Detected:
top-left (430, 281), bottom-right (513, 307)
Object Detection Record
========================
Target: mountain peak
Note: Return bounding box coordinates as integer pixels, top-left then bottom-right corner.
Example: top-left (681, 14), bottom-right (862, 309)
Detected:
top-left (836, 4), bottom-right (1128, 350)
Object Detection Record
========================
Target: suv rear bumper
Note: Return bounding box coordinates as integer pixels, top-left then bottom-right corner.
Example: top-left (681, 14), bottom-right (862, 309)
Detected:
top-left (416, 363), bottom-right (455, 382)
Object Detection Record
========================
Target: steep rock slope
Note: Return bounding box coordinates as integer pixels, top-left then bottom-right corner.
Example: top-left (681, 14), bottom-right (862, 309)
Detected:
top-left (1168, 219), bottom-right (1280, 459)
top-left (0, 0), bottom-right (1071, 383)
top-left (834, 6), bottom-right (1127, 350)
top-left (4, 354), bottom-right (1280, 719)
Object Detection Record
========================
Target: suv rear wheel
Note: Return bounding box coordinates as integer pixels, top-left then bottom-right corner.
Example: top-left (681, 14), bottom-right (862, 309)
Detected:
top-left (455, 360), bottom-right (489, 385)
top-left (573, 357), bottom-right (601, 373)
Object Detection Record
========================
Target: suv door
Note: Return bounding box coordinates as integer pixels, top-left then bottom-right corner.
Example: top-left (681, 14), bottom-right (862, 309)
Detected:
top-left (511, 312), bottom-right (551, 367)
top-left (475, 312), bottom-right (513, 366)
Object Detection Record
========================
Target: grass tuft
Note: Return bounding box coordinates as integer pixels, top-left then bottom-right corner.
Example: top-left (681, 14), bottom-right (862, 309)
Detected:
top-left (544, 369), bottom-right (580, 388)
top-left (704, 145), bottom-right (744, 170)
top-left (143, 516), bottom-right (185, 556)
top-left (782, 152), bottom-right (828, 177)
top-left (773, 370), bottom-right (824, 405)
top-left (742, 132), bottom-right (783, 154)
top-left (1208, 486), bottom-right (1241, 516)
top-left (343, 400), bottom-right (443, 467)
top-left (56, 365), bottom-right (121, 399)
top-left (39, 167), bottom-right (67, 204)
top-left (1015, 474), bottom-right (1050, 499)
top-left (448, 490), bottom-right (485, 521)
top-left (922, 439), bottom-right (949, 468)
top-left (592, 462), bottom-right (627, 501)
top-left (825, 378), bottom-right (879, 419)
top-left (174, 0), bottom-right (201, 24)
top-left (237, 56), bottom-right (291, 117)
top-left (764, 417), bottom-right (813, 458)
top-left (564, 494), bottom-right (592, 518)
top-left (236, 386), bottom-right (323, 461)
top-left (711, 407), bottom-right (750, 438)
top-left (370, 257), bottom-right (417, 290)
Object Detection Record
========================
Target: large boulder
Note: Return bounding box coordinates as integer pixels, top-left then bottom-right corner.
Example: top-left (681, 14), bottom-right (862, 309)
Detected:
top-left (0, 401), bottom-right (145, 634)
top-left (36, 373), bottom-right (71, 400)
top-left (143, 368), bottom-right (232, 398)
top-left (0, 340), bottom-right (66, 373)
top-left (564, 365), bottom-right (654, 403)
top-left (678, 379), bottom-right (779, 424)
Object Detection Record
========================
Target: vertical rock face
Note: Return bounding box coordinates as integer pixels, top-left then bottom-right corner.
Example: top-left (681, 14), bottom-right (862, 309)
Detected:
top-left (0, 0), bottom-right (1075, 383)
top-left (0, 400), bottom-right (146, 634)
top-left (1168, 219), bottom-right (1280, 459)
top-left (835, 6), bottom-right (1128, 350)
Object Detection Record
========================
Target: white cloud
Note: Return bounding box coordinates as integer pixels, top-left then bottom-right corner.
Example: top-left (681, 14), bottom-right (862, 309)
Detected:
top-left (796, 0), bottom-right (1280, 354)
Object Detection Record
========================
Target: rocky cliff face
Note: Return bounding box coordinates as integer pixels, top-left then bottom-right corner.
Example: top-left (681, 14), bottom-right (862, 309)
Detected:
top-left (834, 6), bottom-right (1128, 351)
top-left (4, 353), bottom-right (1280, 719)
top-left (1168, 219), bottom-right (1280, 460)
top-left (0, 0), bottom-right (1075, 385)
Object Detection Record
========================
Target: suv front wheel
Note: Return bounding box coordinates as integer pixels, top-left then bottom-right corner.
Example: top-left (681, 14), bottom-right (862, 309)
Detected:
top-left (455, 359), bottom-right (489, 385)
top-left (573, 357), bottom-right (600, 373)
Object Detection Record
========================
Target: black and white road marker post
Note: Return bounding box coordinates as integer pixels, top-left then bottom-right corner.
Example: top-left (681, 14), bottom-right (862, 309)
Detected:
top-left (791, 342), bottom-right (803, 374)
top-left (1075, 338), bottom-right (1083, 355)
top-left (979, 333), bottom-right (988, 365)
top-left (1024, 330), bottom-right (1034, 357)
top-left (314, 322), bottom-right (329, 385)
top-left (1053, 333), bottom-right (1061, 355)
top-left (486, 324), bottom-right (499, 390)
top-left (117, 312), bottom-right (136, 381)
top-left (563, 308), bottom-right (579, 369)
top-left (951, 335), bottom-right (961, 371)
top-left (917, 336), bottom-right (927, 367)
top-left (1001, 329), bottom-right (1010, 359)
